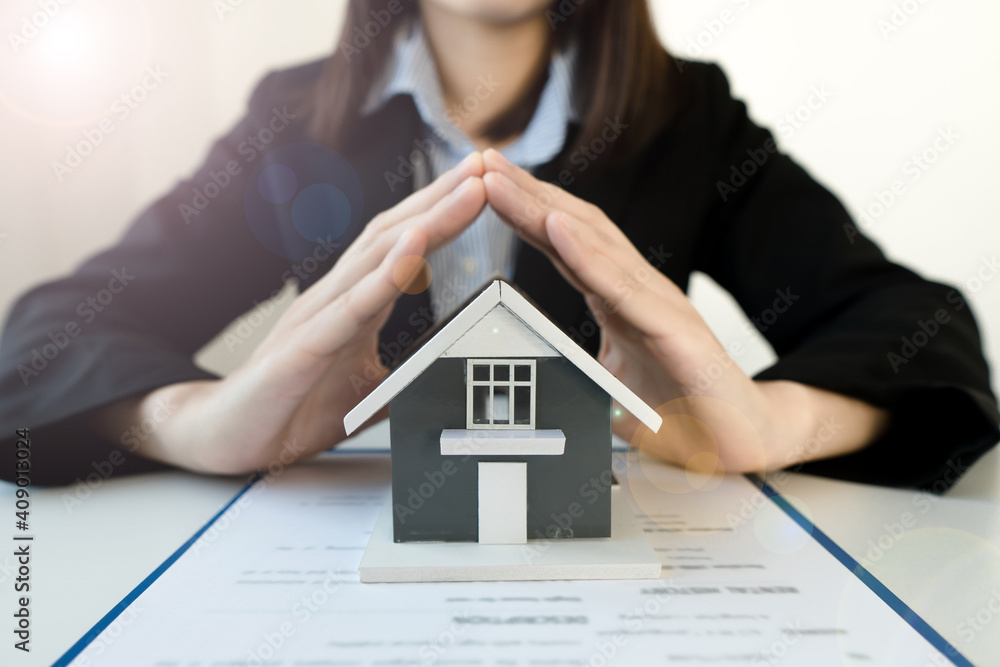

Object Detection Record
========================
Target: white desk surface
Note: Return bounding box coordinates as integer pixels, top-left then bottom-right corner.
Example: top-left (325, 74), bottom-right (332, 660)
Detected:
top-left (1, 420), bottom-right (997, 667)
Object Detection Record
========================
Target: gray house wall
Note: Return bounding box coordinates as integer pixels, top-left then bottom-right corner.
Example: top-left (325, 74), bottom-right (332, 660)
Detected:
top-left (389, 356), bottom-right (612, 542)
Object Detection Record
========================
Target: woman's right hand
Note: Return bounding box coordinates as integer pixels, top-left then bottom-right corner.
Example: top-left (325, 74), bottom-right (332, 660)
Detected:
top-left (91, 152), bottom-right (487, 474)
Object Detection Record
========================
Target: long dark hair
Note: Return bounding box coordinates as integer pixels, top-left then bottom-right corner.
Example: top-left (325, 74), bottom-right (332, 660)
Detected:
top-left (304, 0), bottom-right (674, 174)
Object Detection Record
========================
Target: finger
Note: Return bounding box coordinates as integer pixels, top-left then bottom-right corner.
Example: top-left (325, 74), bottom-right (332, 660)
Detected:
top-left (483, 170), bottom-right (591, 292)
top-left (551, 206), bottom-right (675, 303)
top-left (583, 291), bottom-right (637, 340)
top-left (399, 175), bottom-right (488, 251)
top-left (483, 171), bottom-right (636, 296)
top-left (287, 152), bottom-right (482, 326)
top-left (483, 148), bottom-right (607, 227)
top-left (484, 168), bottom-right (628, 266)
top-left (546, 211), bottom-right (674, 337)
top-left (288, 176), bottom-right (485, 327)
top-left (334, 174), bottom-right (485, 279)
top-left (482, 170), bottom-right (555, 253)
top-left (315, 175), bottom-right (485, 298)
top-left (376, 151), bottom-right (484, 230)
top-left (298, 227), bottom-right (429, 358)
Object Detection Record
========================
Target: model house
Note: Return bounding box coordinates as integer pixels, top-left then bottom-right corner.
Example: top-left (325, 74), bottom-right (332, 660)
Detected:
top-left (344, 279), bottom-right (662, 545)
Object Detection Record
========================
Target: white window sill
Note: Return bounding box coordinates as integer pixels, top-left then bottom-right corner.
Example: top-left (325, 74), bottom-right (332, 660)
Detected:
top-left (440, 429), bottom-right (566, 456)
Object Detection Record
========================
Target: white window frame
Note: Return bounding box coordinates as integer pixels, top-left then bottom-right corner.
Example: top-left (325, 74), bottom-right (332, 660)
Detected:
top-left (466, 359), bottom-right (536, 429)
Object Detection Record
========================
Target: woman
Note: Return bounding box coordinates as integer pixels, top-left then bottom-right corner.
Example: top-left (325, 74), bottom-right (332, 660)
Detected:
top-left (0, 0), bottom-right (996, 487)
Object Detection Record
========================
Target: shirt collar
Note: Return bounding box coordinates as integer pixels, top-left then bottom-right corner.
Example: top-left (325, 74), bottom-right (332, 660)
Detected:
top-left (361, 18), bottom-right (578, 168)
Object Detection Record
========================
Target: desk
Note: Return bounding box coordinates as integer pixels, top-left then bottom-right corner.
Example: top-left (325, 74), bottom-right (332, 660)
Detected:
top-left (1, 421), bottom-right (998, 667)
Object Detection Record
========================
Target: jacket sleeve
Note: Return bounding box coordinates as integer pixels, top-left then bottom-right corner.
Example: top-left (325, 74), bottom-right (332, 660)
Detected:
top-left (691, 63), bottom-right (999, 491)
top-left (0, 68), bottom-right (312, 485)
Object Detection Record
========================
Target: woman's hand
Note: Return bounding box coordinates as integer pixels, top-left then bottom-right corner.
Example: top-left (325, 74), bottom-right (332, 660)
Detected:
top-left (481, 149), bottom-right (888, 474)
top-left (92, 153), bottom-right (488, 475)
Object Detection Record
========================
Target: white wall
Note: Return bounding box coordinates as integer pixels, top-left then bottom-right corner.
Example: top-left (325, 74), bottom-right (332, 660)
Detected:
top-left (0, 0), bottom-right (997, 486)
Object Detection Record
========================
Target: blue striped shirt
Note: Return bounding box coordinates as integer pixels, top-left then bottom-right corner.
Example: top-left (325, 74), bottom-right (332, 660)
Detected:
top-left (362, 19), bottom-right (578, 317)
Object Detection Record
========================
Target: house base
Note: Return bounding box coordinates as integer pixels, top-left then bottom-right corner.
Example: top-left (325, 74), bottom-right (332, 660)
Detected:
top-left (358, 487), bottom-right (662, 583)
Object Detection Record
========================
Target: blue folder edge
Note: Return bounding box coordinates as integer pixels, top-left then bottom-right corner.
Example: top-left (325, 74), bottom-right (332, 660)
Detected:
top-left (52, 459), bottom-right (972, 667)
top-left (748, 474), bottom-right (972, 667)
top-left (52, 471), bottom-right (263, 667)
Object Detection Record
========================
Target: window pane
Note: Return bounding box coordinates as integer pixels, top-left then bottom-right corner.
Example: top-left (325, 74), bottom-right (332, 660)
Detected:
top-left (472, 386), bottom-right (490, 424)
top-left (514, 385), bottom-right (531, 425)
top-left (514, 364), bottom-right (531, 382)
top-left (493, 364), bottom-right (510, 381)
top-left (472, 364), bottom-right (490, 381)
top-left (492, 386), bottom-right (510, 424)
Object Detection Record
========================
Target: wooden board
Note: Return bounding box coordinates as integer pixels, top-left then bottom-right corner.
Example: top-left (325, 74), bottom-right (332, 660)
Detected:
top-left (358, 487), bottom-right (662, 583)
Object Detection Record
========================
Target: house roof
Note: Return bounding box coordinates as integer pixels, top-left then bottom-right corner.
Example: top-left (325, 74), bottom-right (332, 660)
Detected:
top-left (343, 279), bottom-right (663, 435)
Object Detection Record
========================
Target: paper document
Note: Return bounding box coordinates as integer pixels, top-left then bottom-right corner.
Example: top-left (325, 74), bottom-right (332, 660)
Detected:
top-left (59, 451), bottom-right (962, 666)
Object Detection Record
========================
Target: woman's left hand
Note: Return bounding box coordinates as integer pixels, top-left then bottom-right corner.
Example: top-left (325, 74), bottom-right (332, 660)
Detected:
top-left (481, 149), bottom-right (888, 474)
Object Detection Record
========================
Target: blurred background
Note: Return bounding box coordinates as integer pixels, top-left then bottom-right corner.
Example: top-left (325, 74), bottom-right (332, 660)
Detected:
top-left (1, 0), bottom-right (998, 486)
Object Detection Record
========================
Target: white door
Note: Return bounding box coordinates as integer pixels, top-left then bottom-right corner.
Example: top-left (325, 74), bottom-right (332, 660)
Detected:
top-left (477, 462), bottom-right (527, 544)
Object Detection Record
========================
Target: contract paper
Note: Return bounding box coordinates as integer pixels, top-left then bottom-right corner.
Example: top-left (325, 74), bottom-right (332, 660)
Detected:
top-left (63, 451), bottom-right (957, 666)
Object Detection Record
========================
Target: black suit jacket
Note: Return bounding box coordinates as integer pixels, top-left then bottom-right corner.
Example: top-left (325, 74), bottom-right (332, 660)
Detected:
top-left (1, 59), bottom-right (997, 488)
